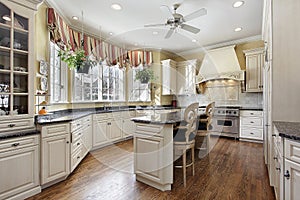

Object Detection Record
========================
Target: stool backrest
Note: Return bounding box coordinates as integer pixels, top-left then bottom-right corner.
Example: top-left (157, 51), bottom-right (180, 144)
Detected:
top-left (206, 102), bottom-right (215, 130)
top-left (184, 102), bottom-right (199, 142)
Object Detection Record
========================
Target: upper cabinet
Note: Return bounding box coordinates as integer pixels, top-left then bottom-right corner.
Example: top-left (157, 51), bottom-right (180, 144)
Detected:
top-left (0, 0), bottom-right (35, 130)
top-left (161, 59), bottom-right (198, 96)
top-left (161, 59), bottom-right (177, 95)
top-left (244, 48), bottom-right (264, 92)
top-left (176, 60), bottom-right (198, 95)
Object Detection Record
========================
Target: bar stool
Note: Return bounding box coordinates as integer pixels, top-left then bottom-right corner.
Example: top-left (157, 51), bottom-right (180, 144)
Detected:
top-left (196, 102), bottom-right (215, 157)
top-left (173, 102), bottom-right (199, 187)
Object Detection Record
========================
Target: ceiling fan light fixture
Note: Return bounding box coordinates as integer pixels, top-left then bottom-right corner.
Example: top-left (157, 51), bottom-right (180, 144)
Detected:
top-left (233, 1), bottom-right (244, 8)
top-left (109, 32), bottom-right (113, 36)
top-left (2, 15), bottom-right (11, 21)
top-left (111, 3), bottom-right (122, 11)
top-left (234, 27), bottom-right (242, 32)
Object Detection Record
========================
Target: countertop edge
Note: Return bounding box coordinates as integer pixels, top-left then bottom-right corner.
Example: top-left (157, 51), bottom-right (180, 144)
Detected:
top-left (274, 121), bottom-right (300, 141)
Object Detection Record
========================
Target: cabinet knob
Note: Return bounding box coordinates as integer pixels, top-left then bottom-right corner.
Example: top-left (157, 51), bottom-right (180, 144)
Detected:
top-left (250, 113), bottom-right (254, 115)
top-left (273, 157), bottom-right (278, 160)
top-left (77, 156), bottom-right (80, 159)
top-left (284, 170), bottom-right (290, 179)
top-left (8, 124), bottom-right (16, 127)
top-left (250, 121), bottom-right (254, 123)
top-left (272, 134), bottom-right (276, 137)
top-left (276, 167), bottom-right (281, 171)
top-left (250, 132), bottom-right (254, 135)
top-left (77, 142), bottom-right (80, 146)
top-left (66, 141), bottom-right (69, 144)
top-left (11, 143), bottom-right (20, 147)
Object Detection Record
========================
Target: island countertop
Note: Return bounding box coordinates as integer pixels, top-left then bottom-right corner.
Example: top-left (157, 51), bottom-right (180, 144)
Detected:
top-left (131, 112), bottom-right (183, 124)
top-left (273, 121), bottom-right (300, 141)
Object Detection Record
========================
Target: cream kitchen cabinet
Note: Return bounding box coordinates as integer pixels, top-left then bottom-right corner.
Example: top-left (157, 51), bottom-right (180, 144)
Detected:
top-left (161, 59), bottom-right (177, 95)
top-left (70, 115), bottom-right (92, 172)
top-left (176, 60), bottom-right (197, 95)
top-left (243, 48), bottom-right (264, 92)
top-left (0, 134), bottom-right (40, 200)
top-left (0, 0), bottom-right (38, 133)
top-left (284, 139), bottom-right (300, 200)
top-left (239, 110), bottom-right (263, 142)
top-left (121, 110), bottom-right (136, 137)
top-left (39, 123), bottom-right (70, 186)
top-left (93, 112), bottom-right (122, 149)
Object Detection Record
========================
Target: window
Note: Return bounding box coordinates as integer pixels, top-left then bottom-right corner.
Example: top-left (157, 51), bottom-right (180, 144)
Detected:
top-left (101, 62), bottom-right (125, 101)
top-left (49, 42), bottom-right (68, 103)
top-left (72, 60), bottom-right (125, 102)
top-left (128, 65), bottom-right (151, 102)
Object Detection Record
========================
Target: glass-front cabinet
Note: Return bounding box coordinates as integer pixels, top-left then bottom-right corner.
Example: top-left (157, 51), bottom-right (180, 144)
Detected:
top-left (0, 0), bottom-right (35, 132)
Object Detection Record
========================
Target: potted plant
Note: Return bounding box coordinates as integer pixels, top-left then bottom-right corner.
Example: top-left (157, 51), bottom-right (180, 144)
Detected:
top-left (58, 47), bottom-right (96, 73)
top-left (135, 68), bottom-right (156, 83)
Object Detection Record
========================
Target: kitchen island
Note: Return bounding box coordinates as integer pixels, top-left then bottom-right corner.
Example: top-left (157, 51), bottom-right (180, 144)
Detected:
top-left (131, 112), bottom-right (183, 191)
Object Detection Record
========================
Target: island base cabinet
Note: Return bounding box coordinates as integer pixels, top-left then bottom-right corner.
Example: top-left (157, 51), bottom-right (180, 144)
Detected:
top-left (41, 134), bottom-right (70, 185)
top-left (284, 158), bottom-right (300, 200)
top-left (134, 123), bottom-right (173, 191)
top-left (0, 135), bottom-right (40, 200)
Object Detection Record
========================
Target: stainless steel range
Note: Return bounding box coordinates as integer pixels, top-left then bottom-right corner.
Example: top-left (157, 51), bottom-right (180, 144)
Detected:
top-left (210, 107), bottom-right (240, 139)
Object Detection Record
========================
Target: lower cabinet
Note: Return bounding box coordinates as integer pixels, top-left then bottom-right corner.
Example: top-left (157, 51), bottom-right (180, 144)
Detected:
top-left (239, 110), bottom-right (263, 142)
top-left (0, 135), bottom-right (40, 200)
top-left (39, 123), bottom-right (70, 185)
top-left (121, 111), bottom-right (136, 137)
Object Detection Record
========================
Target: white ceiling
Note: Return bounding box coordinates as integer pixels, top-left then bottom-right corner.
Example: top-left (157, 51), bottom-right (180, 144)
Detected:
top-left (46, 0), bottom-right (263, 54)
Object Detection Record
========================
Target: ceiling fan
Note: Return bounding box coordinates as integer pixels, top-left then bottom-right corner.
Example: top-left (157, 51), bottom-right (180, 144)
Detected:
top-left (144, 3), bottom-right (207, 39)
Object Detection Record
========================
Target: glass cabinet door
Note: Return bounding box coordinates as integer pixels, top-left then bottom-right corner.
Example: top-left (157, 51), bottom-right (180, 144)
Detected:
top-left (0, 2), bottom-right (29, 116)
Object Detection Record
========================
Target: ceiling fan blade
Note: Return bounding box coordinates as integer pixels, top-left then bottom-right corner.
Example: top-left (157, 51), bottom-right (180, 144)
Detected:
top-left (183, 8), bottom-right (207, 22)
top-left (160, 5), bottom-right (173, 19)
top-left (144, 23), bottom-right (166, 27)
top-left (165, 29), bottom-right (174, 39)
top-left (181, 24), bottom-right (200, 34)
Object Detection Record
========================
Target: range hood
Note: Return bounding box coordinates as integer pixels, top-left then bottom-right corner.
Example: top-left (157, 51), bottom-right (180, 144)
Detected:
top-left (196, 45), bottom-right (245, 83)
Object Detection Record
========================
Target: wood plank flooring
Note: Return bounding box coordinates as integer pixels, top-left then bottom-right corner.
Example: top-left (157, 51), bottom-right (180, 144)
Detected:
top-left (27, 137), bottom-right (275, 200)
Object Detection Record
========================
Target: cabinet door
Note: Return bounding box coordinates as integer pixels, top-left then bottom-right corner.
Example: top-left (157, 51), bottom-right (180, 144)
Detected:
top-left (245, 50), bottom-right (264, 92)
top-left (134, 135), bottom-right (163, 183)
top-left (0, 145), bottom-right (39, 200)
top-left (162, 64), bottom-right (176, 95)
top-left (41, 134), bottom-right (70, 185)
top-left (110, 119), bottom-right (122, 140)
top-left (176, 66), bottom-right (186, 95)
top-left (122, 118), bottom-right (136, 137)
top-left (284, 159), bottom-right (300, 200)
top-left (82, 124), bottom-right (92, 152)
top-left (185, 64), bottom-right (196, 94)
top-left (93, 120), bottom-right (109, 147)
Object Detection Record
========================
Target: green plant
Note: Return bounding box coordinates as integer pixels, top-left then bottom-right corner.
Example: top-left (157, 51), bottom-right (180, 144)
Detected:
top-left (135, 68), bottom-right (156, 83)
top-left (58, 47), bottom-right (96, 70)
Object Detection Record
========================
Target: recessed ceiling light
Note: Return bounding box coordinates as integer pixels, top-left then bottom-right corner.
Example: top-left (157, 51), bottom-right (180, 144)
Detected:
top-left (2, 15), bottom-right (11, 21)
top-left (152, 31), bottom-right (159, 35)
top-left (109, 32), bottom-right (113, 36)
top-left (72, 16), bottom-right (78, 20)
top-left (233, 1), bottom-right (244, 8)
top-left (234, 27), bottom-right (242, 32)
top-left (192, 39), bottom-right (197, 43)
top-left (111, 3), bottom-right (122, 10)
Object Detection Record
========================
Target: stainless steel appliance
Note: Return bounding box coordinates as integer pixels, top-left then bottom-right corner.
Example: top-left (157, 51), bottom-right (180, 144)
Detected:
top-left (210, 107), bottom-right (240, 139)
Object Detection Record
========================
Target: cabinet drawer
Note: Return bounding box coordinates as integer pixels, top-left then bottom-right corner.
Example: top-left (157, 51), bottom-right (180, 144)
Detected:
top-left (71, 137), bottom-right (82, 153)
top-left (82, 116), bottom-right (91, 126)
top-left (0, 118), bottom-right (34, 132)
top-left (70, 119), bottom-right (82, 132)
top-left (135, 123), bottom-right (165, 137)
top-left (0, 135), bottom-right (39, 153)
top-left (93, 113), bottom-right (108, 121)
top-left (71, 128), bottom-right (83, 144)
top-left (71, 148), bottom-right (82, 172)
top-left (240, 110), bottom-right (263, 117)
top-left (41, 123), bottom-right (70, 138)
top-left (241, 117), bottom-right (263, 127)
top-left (240, 128), bottom-right (263, 140)
top-left (285, 139), bottom-right (300, 164)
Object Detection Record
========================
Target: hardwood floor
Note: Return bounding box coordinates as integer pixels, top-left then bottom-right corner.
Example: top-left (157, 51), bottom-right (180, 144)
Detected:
top-left (27, 137), bottom-right (275, 200)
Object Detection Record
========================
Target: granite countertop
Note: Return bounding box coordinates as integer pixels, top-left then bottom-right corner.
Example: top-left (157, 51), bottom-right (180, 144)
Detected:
top-left (36, 106), bottom-right (179, 125)
top-left (0, 129), bottom-right (39, 140)
top-left (273, 121), bottom-right (300, 141)
top-left (131, 112), bottom-right (183, 124)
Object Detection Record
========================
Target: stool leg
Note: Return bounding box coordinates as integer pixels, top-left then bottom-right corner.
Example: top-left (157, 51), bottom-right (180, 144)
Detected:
top-left (183, 150), bottom-right (186, 187)
top-left (192, 146), bottom-right (195, 176)
top-left (207, 133), bottom-right (210, 154)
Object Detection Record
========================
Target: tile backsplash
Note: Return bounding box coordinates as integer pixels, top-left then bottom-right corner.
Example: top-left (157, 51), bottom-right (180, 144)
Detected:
top-left (176, 80), bottom-right (263, 108)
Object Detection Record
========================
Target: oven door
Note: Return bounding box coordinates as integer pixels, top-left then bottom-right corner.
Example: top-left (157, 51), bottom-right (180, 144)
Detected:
top-left (211, 116), bottom-right (239, 137)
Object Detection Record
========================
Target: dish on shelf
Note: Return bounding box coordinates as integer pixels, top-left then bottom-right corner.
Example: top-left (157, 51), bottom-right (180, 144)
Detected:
top-left (39, 100), bottom-right (48, 106)
top-left (13, 87), bottom-right (26, 93)
top-left (40, 77), bottom-right (48, 91)
top-left (14, 66), bottom-right (27, 72)
top-left (39, 60), bottom-right (48, 75)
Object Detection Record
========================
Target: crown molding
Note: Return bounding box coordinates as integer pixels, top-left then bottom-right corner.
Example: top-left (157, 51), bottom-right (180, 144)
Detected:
top-left (8, 0), bottom-right (43, 11)
top-left (178, 35), bottom-right (263, 56)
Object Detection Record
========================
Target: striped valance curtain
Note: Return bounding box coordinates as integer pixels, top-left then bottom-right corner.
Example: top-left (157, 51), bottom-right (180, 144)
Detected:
top-left (47, 8), bottom-right (152, 67)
